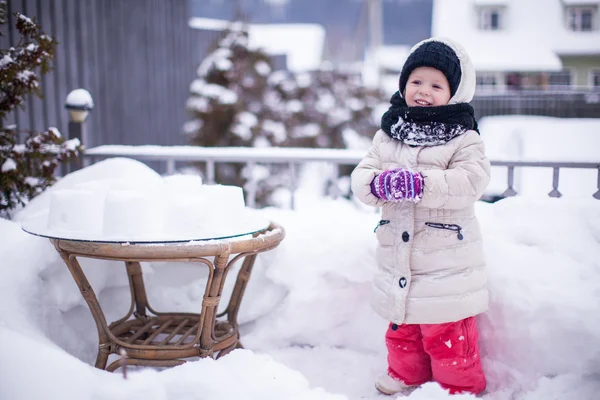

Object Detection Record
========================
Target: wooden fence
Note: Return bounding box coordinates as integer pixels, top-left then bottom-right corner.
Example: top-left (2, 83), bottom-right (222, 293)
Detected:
top-left (1, 0), bottom-right (221, 149)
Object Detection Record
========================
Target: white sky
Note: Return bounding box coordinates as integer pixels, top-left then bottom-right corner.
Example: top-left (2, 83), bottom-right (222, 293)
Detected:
top-left (432, 0), bottom-right (600, 71)
top-left (2, 125), bottom-right (600, 398)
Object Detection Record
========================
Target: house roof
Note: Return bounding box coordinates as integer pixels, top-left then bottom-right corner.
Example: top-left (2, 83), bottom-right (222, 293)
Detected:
top-left (189, 18), bottom-right (325, 72)
top-left (248, 24), bottom-right (326, 72)
top-left (561, 0), bottom-right (600, 5)
top-left (432, 0), bottom-right (600, 71)
top-left (374, 45), bottom-right (411, 71)
top-left (473, 0), bottom-right (510, 5)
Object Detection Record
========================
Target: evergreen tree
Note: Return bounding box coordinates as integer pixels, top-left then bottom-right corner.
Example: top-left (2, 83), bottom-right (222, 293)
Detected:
top-left (185, 21), bottom-right (384, 206)
top-left (0, 1), bottom-right (81, 218)
top-left (184, 23), bottom-right (271, 193)
top-left (185, 22), bottom-right (275, 149)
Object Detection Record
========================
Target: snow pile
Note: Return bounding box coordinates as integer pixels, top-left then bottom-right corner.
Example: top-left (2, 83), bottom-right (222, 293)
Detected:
top-left (19, 158), bottom-right (261, 242)
top-left (1, 158), bottom-right (599, 399)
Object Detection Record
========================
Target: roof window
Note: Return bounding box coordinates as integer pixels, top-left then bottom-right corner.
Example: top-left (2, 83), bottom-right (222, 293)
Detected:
top-left (478, 6), bottom-right (505, 31)
top-left (565, 6), bottom-right (598, 31)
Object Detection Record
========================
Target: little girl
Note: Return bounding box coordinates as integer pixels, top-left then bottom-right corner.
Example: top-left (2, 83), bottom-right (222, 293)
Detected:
top-left (351, 37), bottom-right (491, 396)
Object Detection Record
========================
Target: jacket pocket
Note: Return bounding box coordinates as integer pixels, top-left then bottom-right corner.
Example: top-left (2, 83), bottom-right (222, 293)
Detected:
top-left (425, 222), bottom-right (464, 241)
top-left (374, 219), bottom-right (395, 246)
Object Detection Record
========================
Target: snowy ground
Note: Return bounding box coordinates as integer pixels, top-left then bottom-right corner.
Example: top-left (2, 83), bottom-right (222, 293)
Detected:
top-left (1, 158), bottom-right (600, 400)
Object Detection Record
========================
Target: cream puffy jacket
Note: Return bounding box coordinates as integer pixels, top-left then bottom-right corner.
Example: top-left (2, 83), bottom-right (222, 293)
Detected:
top-left (351, 129), bottom-right (491, 324)
top-left (352, 37), bottom-right (492, 324)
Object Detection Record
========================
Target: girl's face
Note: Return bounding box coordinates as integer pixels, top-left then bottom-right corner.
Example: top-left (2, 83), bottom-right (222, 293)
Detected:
top-left (404, 66), bottom-right (451, 107)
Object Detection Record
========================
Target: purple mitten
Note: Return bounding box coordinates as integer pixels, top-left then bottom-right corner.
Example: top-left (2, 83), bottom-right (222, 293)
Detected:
top-left (370, 168), bottom-right (424, 202)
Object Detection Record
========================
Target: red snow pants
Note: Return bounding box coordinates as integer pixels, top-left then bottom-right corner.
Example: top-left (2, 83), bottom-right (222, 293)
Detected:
top-left (385, 316), bottom-right (486, 395)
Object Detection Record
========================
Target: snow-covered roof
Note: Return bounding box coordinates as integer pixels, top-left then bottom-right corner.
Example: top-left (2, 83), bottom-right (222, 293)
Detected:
top-left (189, 18), bottom-right (325, 72)
top-left (361, 45), bottom-right (410, 91)
top-left (374, 45), bottom-right (411, 71)
top-left (188, 17), bottom-right (230, 30)
top-left (462, 38), bottom-right (562, 71)
top-left (247, 24), bottom-right (325, 72)
top-left (561, 0), bottom-right (600, 5)
top-left (473, 0), bottom-right (509, 5)
top-left (432, 0), bottom-right (600, 71)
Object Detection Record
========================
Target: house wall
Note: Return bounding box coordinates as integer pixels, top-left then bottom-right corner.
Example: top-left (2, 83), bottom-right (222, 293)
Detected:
top-left (432, 0), bottom-right (600, 89)
top-left (559, 55), bottom-right (600, 86)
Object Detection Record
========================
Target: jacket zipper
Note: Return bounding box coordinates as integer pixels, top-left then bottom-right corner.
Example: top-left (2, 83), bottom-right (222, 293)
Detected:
top-left (374, 219), bottom-right (390, 233)
top-left (425, 222), bottom-right (464, 240)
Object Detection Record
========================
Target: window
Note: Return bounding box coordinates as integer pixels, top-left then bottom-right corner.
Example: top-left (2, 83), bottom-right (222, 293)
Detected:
top-left (548, 70), bottom-right (573, 88)
top-left (478, 7), bottom-right (504, 30)
top-left (566, 7), bottom-right (597, 31)
top-left (476, 73), bottom-right (497, 89)
top-left (590, 69), bottom-right (600, 87)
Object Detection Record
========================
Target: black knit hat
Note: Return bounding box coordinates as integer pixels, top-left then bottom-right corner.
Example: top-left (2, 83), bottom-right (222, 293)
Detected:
top-left (399, 40), bottom-right (462, 97)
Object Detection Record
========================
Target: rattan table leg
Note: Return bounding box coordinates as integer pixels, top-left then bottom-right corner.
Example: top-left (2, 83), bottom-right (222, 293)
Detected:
top-left (199, 250), bottom-right (230, 353)
top-left (225, 254), bottom-right (257, 331)
top-left (125, 261), bottom-right (150, 319)
top-left (53, 243), bottom-right (112, 369)
top-left (96, 343), bottom-right (111, 369)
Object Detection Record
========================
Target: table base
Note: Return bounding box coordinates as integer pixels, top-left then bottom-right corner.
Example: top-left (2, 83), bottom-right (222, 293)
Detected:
top-left (50, 223), bottom-right (284, 372)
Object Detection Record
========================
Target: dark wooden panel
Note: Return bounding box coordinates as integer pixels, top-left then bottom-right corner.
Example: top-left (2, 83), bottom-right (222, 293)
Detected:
top-left (51, 0), bottom-right (70, 136)
top-left (48, 0), bottom-right (65, 136)
top-left (2, 0), bottom-right (267, 159)
top-left (4, 0), bottom-right (24, 133)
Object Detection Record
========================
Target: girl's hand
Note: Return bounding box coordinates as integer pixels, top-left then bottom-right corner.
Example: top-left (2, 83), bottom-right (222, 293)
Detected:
top-left (370, 168), bottom-right (424, 202)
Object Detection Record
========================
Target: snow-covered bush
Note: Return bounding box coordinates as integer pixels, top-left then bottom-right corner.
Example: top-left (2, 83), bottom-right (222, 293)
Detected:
top-left (0, 1), bottom-right (81, 218)
top-left (184, 22), bottom-right (384, 206)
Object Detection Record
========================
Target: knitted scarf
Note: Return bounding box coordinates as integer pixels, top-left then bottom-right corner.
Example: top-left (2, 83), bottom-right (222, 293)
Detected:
top-left (380, 91), bottom-right (479, 146)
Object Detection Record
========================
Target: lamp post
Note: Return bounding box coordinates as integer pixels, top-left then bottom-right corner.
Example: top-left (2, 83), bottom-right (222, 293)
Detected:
top-left (65, 89), bottom-right (94, 173)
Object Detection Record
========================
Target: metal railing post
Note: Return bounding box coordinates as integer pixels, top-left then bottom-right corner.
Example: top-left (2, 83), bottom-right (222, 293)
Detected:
top-left (328, 163), bottom-right (341, 199)
top-left (594, 167), bottom-right (600, 200)
top-left (166, 159), bottom-right (176, 175)
top-left (245, 161), bottom-right (257, 209)
top-left (501, 166), bottom-right (518, 197)
top-left (548, 167), bottom-right (562, 198)
top-left (289, 162), bottom-right (298, 210)
top-left (206, 161), bottom-right (215, 184)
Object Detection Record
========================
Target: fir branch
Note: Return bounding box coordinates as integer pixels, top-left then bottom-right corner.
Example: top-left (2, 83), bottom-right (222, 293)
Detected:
top-left (0, 6), bottom-right (72, 218)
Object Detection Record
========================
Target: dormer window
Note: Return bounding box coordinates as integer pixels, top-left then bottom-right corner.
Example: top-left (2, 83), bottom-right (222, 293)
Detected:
top-left (566, 6), bottom-right (597, 31)
top-left (590, 69), bottom-right (600, 87)
top-left (478, 7), bottom-right (504, 30)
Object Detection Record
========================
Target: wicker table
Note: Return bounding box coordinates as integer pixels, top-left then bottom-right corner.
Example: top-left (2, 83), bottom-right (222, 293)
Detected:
top-left (24, 221), bottom-right (284, 372)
